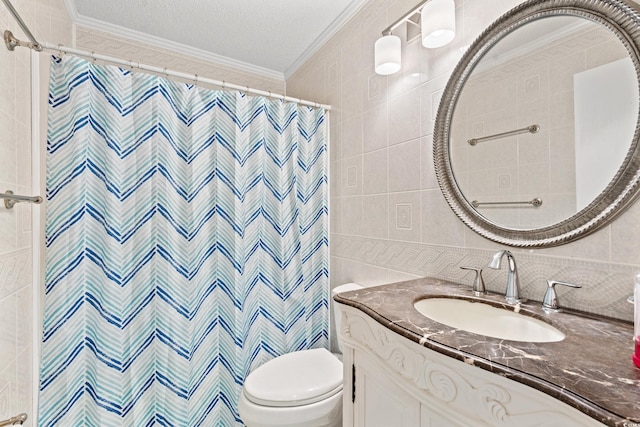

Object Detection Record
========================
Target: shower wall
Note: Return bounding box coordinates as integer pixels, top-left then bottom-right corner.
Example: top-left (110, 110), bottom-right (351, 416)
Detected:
top-left (0, 0), bottom-right (72, 425)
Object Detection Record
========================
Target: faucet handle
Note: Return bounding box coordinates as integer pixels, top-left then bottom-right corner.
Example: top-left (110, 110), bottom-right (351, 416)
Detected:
top-left (542, 280), bottom-right (582, 312)
top-left (460, 266), bottom-right (487, 296)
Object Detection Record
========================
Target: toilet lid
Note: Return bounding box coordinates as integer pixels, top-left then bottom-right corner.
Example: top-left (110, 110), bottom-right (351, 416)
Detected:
top-left (243, 348), bottom-right (343, 407)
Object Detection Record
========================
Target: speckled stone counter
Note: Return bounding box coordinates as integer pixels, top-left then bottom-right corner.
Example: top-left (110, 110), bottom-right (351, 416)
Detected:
top-left (333, 277), bottom-right (640, 427)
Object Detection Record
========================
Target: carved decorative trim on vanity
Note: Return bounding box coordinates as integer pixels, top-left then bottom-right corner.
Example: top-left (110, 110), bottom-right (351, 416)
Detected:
top-left (340, 307), bottom-right (604, 427)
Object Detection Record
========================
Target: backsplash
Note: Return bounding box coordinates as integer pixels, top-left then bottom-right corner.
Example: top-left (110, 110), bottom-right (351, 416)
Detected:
top-left (286, 0), bottom-right (640, 326)
top-left (331, 234), bottom-right (634, 321)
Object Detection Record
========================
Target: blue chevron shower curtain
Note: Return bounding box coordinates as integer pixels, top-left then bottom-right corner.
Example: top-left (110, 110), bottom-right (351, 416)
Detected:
top-left (40, 56), bottom-right (328, 426)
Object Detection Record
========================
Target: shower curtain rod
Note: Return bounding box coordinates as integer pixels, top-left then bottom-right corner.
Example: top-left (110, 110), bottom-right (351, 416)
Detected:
top-left (2, 29), bottom-right (331, 110)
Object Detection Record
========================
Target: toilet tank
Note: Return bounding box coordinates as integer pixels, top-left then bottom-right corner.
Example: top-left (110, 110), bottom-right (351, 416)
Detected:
top-left (331, 283), bottom-right (362, 353)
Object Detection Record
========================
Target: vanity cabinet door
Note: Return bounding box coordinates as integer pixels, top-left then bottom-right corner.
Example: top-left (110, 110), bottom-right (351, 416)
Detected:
top-left (420, 404), bottom-right (469, 427)
top-left (353, 350), bottom-right (420, 427)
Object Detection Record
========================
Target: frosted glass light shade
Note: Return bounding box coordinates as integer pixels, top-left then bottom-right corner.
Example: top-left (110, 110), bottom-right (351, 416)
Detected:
top-left (421, 0), bottom-right (456, 48)
top-left (374, 35), bottom-right (401, 75)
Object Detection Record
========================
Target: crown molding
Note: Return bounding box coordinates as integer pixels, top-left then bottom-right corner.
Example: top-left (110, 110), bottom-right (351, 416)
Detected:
top-left (62, 0), bottom-right (79, 21)
top-left (284, 0), bottom-right (368, 79)
top-left (61, 0), bottom-right (367, 82)
top-left (70, 13), bottom-right (285, 81)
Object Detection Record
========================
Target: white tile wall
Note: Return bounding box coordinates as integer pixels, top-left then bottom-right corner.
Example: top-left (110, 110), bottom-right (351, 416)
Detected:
top-left (287, 0), bottom-right (640, 334)
top-left (0, 0), bottom-right (73, 424)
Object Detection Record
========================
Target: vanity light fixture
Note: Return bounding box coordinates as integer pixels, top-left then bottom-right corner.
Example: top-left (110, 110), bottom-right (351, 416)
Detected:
top-left (421, 0), bottom-right (456, 48)
top-left (374, 0), bottom-right (456, 75)
top-left (374, 33), bottom-right (402, 75)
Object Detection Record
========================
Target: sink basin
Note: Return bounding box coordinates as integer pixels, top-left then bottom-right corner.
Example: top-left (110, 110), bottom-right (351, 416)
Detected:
top-left (413, 298), bottom-right (565, 343)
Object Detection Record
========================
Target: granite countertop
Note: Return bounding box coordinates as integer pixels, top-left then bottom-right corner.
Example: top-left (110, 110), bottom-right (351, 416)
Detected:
top-left (333, 277), bottom-right (640, 427)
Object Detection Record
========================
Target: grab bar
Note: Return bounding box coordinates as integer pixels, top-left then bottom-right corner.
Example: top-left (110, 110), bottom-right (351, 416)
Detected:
top-left (0, 190), bottom-right (43, 209)
top-left (468, 124), bottom-right (540, 146)
top-left (0, 413), bottom-right (27, 426)
top-left (472, 198), bottom-right (543, 208)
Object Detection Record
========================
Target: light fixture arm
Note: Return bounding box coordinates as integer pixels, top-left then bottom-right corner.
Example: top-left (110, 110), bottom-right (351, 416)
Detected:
top-left (380, 0), bottom-right (429, 36)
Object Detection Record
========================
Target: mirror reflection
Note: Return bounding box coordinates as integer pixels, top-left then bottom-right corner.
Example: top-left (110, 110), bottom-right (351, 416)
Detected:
top-left (449, 16), bottom-right (639, 230)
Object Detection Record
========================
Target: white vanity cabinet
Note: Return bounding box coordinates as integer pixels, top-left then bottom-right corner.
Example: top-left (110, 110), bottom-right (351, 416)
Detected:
top-left (352, 348), bottom-right (420, 427)
top-left (338, 304), bottom-right (605, 427)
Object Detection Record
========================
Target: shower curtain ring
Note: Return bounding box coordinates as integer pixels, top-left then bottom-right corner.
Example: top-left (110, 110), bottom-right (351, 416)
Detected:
top-left (163, 67), bottom-right (168, 79)
top-left (222, 81), bottom-right (226, 89)
top-left (194, 74), bottom-right (199, 86)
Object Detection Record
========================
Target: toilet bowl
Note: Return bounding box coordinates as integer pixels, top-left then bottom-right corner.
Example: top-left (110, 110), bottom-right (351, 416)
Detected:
top-left (238, 283), bottom-right (362, 427)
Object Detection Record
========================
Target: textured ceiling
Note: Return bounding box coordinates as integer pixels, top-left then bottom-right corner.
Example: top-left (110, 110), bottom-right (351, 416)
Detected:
top-left (70, 0), bottom-right (362, 78)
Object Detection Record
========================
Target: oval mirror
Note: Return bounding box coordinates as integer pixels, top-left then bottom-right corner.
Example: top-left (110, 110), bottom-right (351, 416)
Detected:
top-left (434, 0), bottom-right (640, 247)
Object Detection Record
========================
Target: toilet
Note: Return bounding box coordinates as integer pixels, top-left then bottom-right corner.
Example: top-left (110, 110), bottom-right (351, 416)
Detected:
top-left (238, 283), bottom-right (362, 427)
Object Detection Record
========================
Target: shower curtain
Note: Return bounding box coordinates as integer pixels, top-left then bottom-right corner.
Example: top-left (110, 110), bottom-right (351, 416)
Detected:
top-left (40, 56), bottom-right (328, 426)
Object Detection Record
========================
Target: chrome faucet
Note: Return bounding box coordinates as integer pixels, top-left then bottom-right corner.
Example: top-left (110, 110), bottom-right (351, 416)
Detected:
top-left (488, 250), bottom-right (520, 304)
top-left (542, 280), bottom-right (581, 312)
